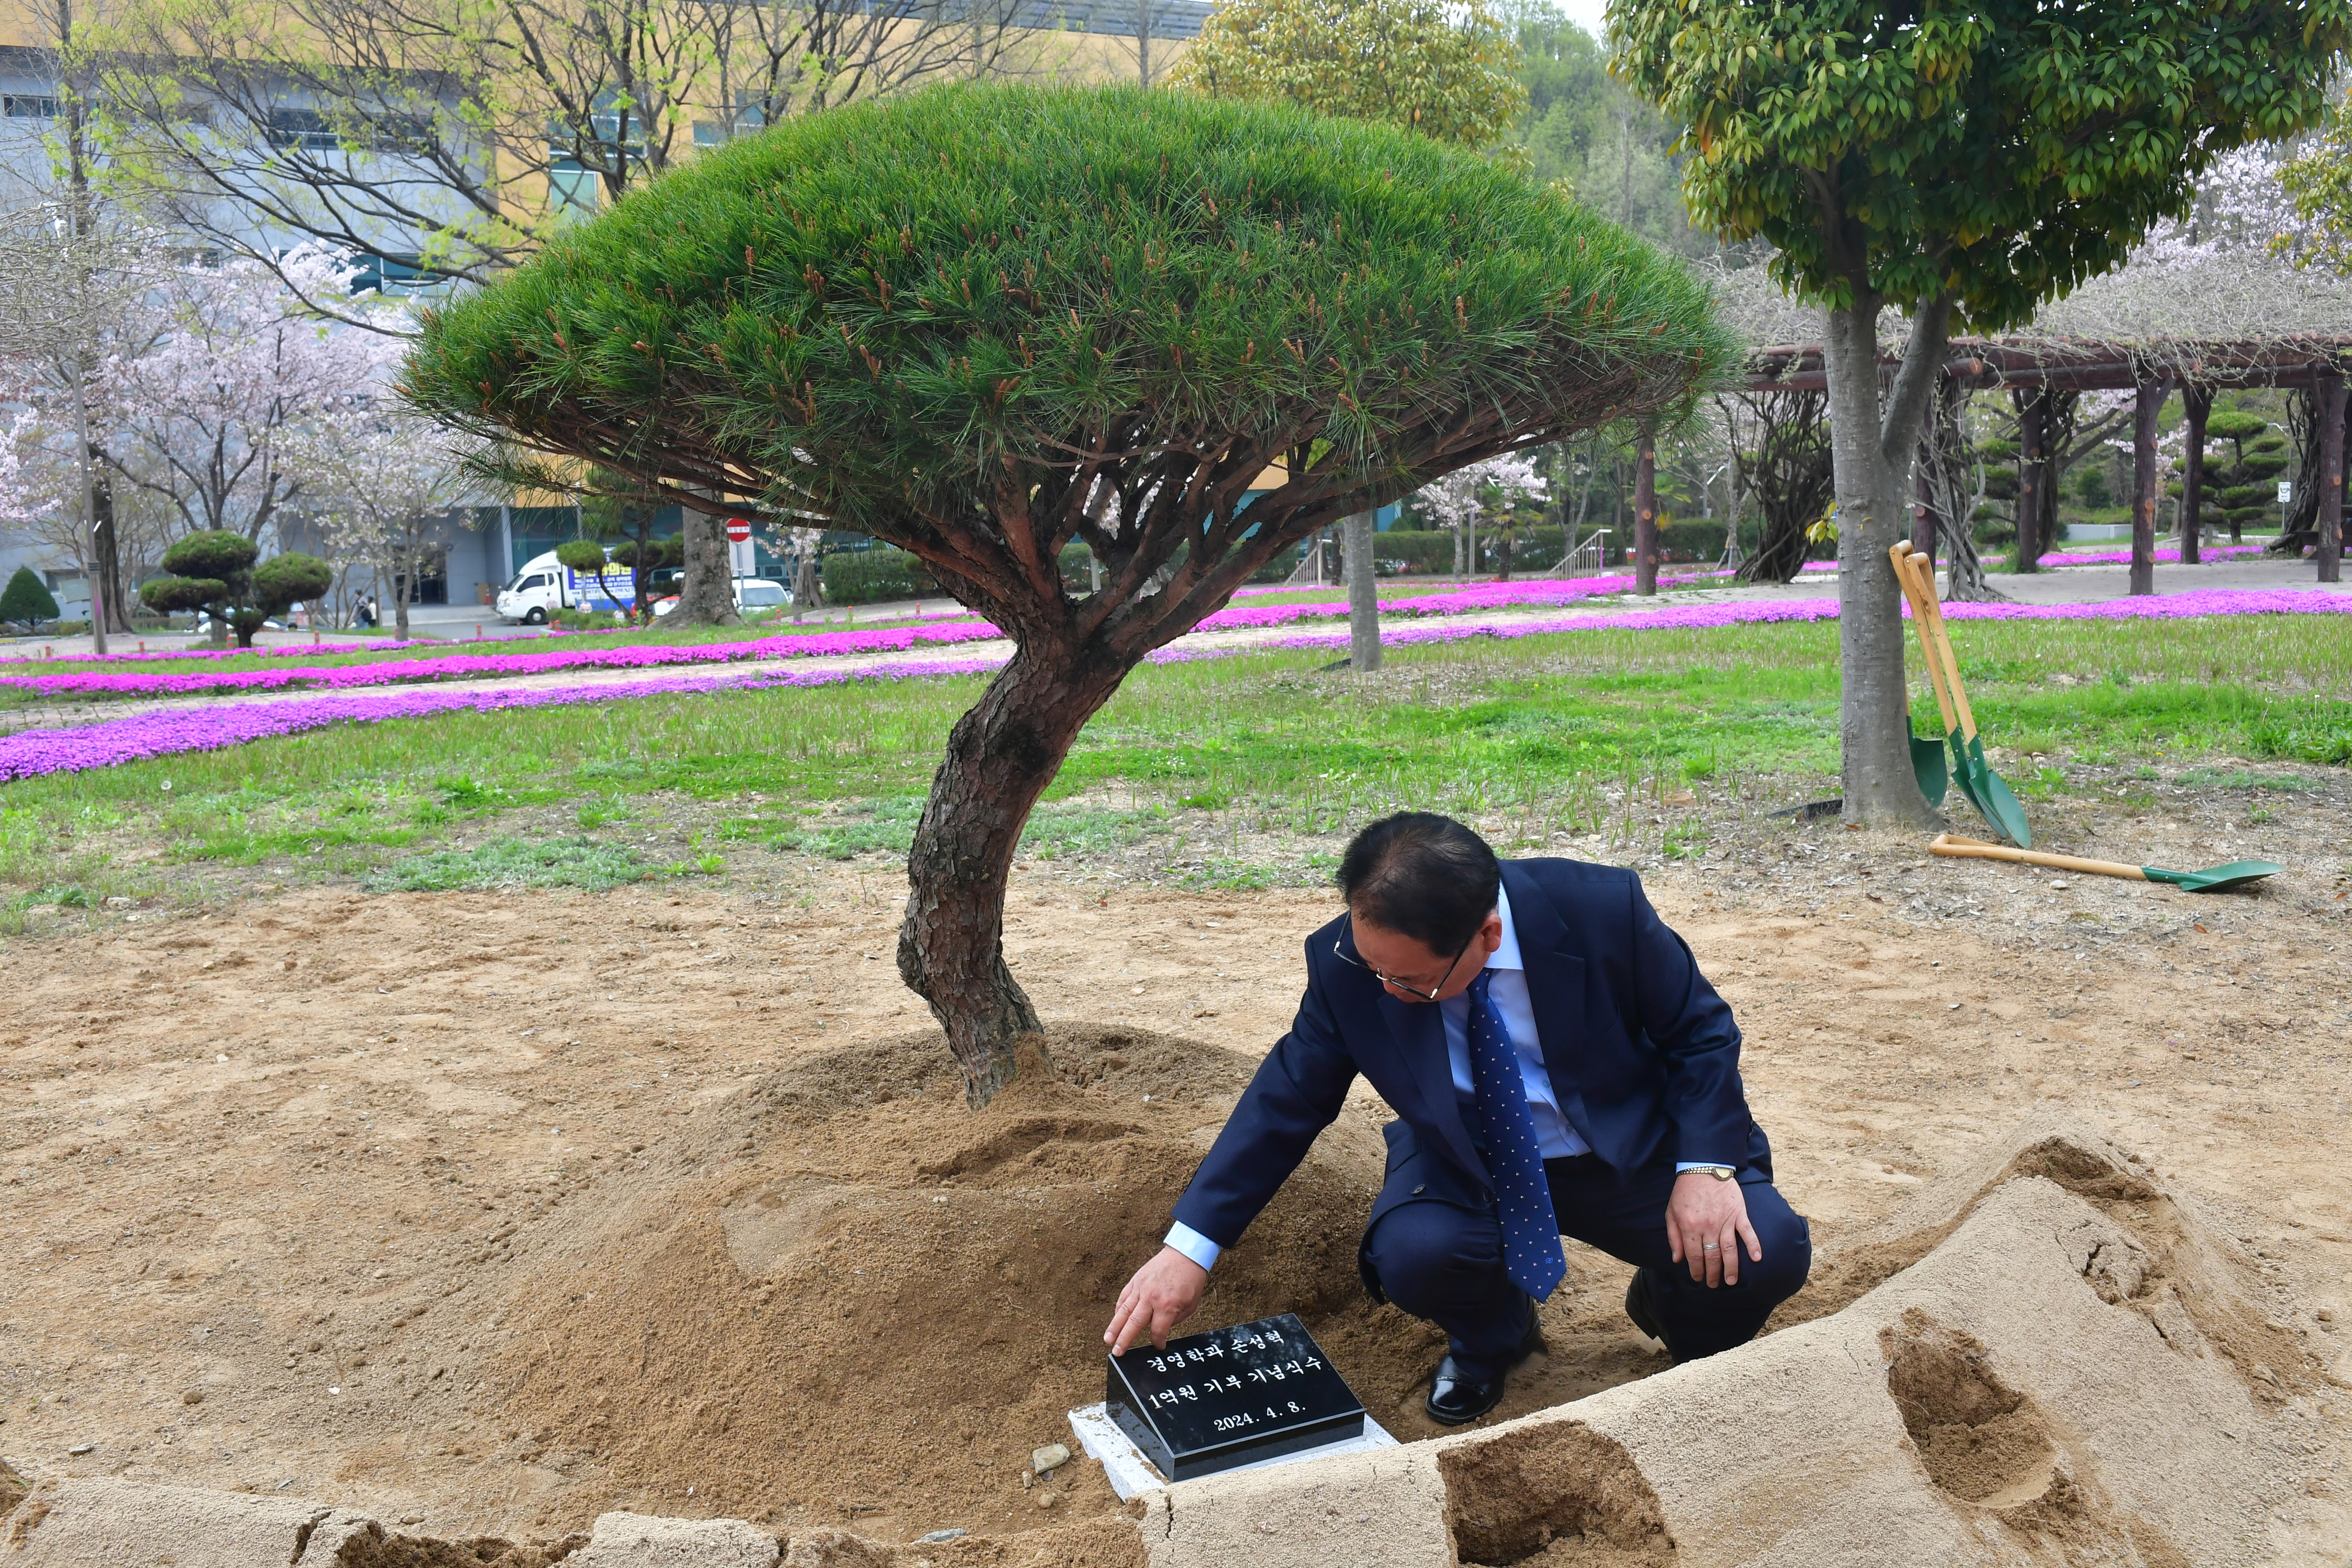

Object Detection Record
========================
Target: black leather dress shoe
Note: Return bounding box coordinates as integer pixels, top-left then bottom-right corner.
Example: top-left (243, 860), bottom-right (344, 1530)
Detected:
top-left (1424, 1310), bottom-right (1545, 1426)
top-left (1623, 1271), bottom-right (1678, 1360)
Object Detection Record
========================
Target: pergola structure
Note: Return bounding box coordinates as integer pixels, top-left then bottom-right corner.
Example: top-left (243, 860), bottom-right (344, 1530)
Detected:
top-left (1732, 335), bottom-right (2352, 591)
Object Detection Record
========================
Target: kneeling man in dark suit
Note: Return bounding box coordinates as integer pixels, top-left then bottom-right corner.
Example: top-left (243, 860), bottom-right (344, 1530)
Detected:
top-left (1103, 811), bottom-right (1812, 1425)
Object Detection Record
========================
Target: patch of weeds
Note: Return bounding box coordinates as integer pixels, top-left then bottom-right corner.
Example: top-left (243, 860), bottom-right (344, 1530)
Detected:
top-left (1021, 803), bottom-right (1168, 860)
top-left (1681, 752), bottom-right (1719, 783)
top-left (1662, 820), bottom-right (1710, 860)
top-left (412, 802), bottom-right (453, 827)
top-left (2247, 701), bottom-right (2352, 766)
top-left (366, 836), bottom-right (646, 892)
top-left (576, 796), bottom-right (630, 829)
top-left (2174, 767), bottom-right (2323, 793)
top-left (1178, 857), bottom-right (1290, 891)
top-left (768, 795), bottom-right (925, 859)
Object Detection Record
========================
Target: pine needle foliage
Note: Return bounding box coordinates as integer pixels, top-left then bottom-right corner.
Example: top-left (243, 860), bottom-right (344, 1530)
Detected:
top-left (402, 83), bottom-right (1730, 647)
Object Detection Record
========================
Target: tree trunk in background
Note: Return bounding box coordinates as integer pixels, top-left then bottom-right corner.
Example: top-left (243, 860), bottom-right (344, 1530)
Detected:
top-left (791, 551), bottom-right (824, 618)
top-left (1822, 289), bottom-right (1947, 828)
top-left (1344, 509), bottom-right (1380, 671)
top-left (2130, 378), bottom-right (2166, 596)
top-left (2179, 385), bottom-right (2210, 566)
top-left (2319, 372), bottom-right (2345, 584)
top-left (898, 643), bottom-right (1137, 1104)
top-left (392, 563), bottom-right (411, 636)
top-left (89, 462), bottom-right (127, 634)
top-left (673, 505), bottom-right (741, 625)
top-left (1912, 395), bottom-right (1938, 568)
top-left (1632, 428), bottom-right (1658, 595)
top-left (2013, 388), bottom-right (2046, 572)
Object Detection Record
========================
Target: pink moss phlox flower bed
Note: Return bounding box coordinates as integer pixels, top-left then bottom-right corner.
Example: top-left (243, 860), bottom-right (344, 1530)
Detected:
top-left (6, 586), bottom-right (2344, 781)
top-left (0, 636), bottom-right (464, 667)
top-left (0, 619), bottom-right (1011, 698)
top-left (0, 656), bottom-right (1005, 781)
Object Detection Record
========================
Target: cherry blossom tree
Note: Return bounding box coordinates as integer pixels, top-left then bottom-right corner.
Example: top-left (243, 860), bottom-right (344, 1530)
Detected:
top-left (99, 247), bottom-right (407, 549)
top-left (286, 400), bottom-right (490, 636)
top-left (1415, 452), bottom-right (1548, 577)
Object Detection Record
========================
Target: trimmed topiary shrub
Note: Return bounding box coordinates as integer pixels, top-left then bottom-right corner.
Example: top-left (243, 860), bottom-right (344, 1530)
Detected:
top-left (139, 533), bottom-right (333, 646)
top-left (0, 567), bottom-right (61, 631)
top-left (822, 547), bottom-right (937, 604)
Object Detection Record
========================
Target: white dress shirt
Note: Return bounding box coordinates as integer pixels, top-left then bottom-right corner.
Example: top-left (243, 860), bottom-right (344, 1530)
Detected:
top-left (1164, 886), bottom-right (1718, 1272)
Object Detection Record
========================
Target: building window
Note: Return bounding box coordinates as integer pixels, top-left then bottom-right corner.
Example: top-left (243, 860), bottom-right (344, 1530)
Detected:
top-left (4, 95), bottom-right (61, 119)
top-left (268, 108), bottom-right (341, 149)
top-left (547, 159), bottom-right (598, 215)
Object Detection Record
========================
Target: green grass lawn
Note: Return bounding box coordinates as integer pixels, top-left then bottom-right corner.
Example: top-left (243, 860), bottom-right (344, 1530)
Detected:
top-left (2, 613), bottom-right (2346, 922)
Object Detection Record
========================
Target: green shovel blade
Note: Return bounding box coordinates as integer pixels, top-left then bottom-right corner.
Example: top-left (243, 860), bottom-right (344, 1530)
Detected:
top-left (2143, 860), bottom-right (2283, 893)
top-left (1906, 713), bottom-right (1949, 808)
top-left (1949, 733), bottom-right (2032, 847)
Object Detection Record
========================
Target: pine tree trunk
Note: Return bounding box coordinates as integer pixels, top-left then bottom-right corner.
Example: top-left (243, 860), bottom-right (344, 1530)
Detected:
top-left (2319, 372), bottom-right (2345, 585)
top-left (1822, 290), bottom-right (1942, 828)
top-left (673, 506), bottom-right (742, 625)
top-left (897, 641), bottom-right (1136, 1106)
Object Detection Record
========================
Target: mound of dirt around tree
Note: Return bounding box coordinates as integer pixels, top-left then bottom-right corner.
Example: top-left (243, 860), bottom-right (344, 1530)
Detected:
top-left (487, 1025), bottom-right (1441, 1549)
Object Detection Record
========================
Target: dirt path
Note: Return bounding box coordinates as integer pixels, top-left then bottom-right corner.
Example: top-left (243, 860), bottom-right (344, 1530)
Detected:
top-left (5, 780), bottom-right (2349, 1549)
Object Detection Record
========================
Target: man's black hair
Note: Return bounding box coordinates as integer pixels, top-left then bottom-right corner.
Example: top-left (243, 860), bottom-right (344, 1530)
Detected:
top-left (1335, 812), bottom-right (1501, 955)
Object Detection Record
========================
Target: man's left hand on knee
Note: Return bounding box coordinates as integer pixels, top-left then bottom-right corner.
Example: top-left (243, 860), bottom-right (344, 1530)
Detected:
top-left (1665, 1171), bottom-right (1763, 1288)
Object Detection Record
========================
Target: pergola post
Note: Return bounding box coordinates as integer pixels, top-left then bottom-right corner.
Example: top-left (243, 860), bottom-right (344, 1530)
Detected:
top-left (2179, 384), bottom-right (2211, 566)
top-left (2319, 370), bottom-right (2345, 584)
top-left (1633, 424), bottom-right (1659, 596)
top-left (2014, 387), bottom-right (2047, 573)
top-left (2130, 375), bottom-right (2167, 596)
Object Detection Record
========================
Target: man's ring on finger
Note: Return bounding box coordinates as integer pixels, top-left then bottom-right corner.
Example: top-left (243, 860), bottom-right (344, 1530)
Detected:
top-left (1702, 1242), bottom-right (1719, 1250)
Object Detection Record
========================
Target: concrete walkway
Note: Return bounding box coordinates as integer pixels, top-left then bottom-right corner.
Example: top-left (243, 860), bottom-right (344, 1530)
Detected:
top-left (2, 559), bottom-right (2344, 737)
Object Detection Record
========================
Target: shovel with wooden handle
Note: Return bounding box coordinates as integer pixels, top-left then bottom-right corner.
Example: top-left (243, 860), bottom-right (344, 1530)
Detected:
top-left (1892, 542), bottom-right (2032, 846)
top-left (1887, 542), bottom-right (1953, 809)
top-left (1929, 833), bottom-right (2281, 892)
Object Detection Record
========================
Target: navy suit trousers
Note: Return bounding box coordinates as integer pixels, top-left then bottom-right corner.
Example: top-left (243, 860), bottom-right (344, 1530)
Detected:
top-left (1362, 1151), bottom-right (1811, 1377)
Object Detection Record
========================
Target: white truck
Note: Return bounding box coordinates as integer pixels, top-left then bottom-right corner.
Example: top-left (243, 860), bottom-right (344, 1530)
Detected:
top-left (493, 550), bottom-right (630, 624)
top-left (495, 550), bottom-right (791, 623)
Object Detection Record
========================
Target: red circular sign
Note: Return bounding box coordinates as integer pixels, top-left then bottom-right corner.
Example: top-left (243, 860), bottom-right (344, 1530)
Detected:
top-left (725, 517), bottom-right (753, 543)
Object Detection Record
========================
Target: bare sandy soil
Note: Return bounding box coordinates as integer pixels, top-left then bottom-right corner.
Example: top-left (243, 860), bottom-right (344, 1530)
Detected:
top-left (4, 781), bottom-right (2350, 1556)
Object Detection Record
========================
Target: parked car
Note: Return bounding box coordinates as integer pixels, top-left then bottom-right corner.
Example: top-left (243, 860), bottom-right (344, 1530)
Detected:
top-left (650, 578), bottom-right (790, 617)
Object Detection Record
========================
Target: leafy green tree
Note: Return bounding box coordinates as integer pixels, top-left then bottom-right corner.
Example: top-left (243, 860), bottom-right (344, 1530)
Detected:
top-left (139, 530), bottom-right (332, 646)
top-left (1616, 0), bottom-right (2348, 825)
top-left (1505, 4), bottom-right (1706, 258)
top-left (1170, 0), bottom-right (1526, 149)
top-left (0, 567), bottom-right (61, 631)
top-left (401, 83), bottom-right (1730, 1103)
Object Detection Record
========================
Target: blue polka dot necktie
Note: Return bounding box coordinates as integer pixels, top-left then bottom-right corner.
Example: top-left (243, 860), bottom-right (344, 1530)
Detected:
top-left (1466, 969), bottom-right (1566, 1302)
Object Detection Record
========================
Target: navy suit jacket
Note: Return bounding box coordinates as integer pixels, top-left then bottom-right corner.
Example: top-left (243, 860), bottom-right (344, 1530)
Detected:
top-left (1170, 857), bottom-right (1770, 1249)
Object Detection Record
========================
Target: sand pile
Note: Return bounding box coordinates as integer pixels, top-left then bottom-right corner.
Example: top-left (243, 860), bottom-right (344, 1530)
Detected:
top-left (485, 1025), bottom-right (1441, 1547)
top-left (1145, 1117), bottom-right (2341, 1568)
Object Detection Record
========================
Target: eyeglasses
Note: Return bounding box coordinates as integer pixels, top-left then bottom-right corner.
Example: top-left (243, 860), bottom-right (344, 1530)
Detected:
top-left (1333, 915), bottom-right (1473, 1003)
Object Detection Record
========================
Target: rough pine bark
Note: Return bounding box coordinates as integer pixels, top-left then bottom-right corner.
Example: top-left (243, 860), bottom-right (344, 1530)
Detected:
top-left (673, 506), bottom-right (743, 625)
top-left (897, 642), bottom-right (1137, 1104)
top-left (1822, 288), bottom-right (1948, 827)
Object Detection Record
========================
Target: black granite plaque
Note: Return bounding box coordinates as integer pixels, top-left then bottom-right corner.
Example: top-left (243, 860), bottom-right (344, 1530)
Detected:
top-left (1105, 1313), bottom-right (1365, 1483)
